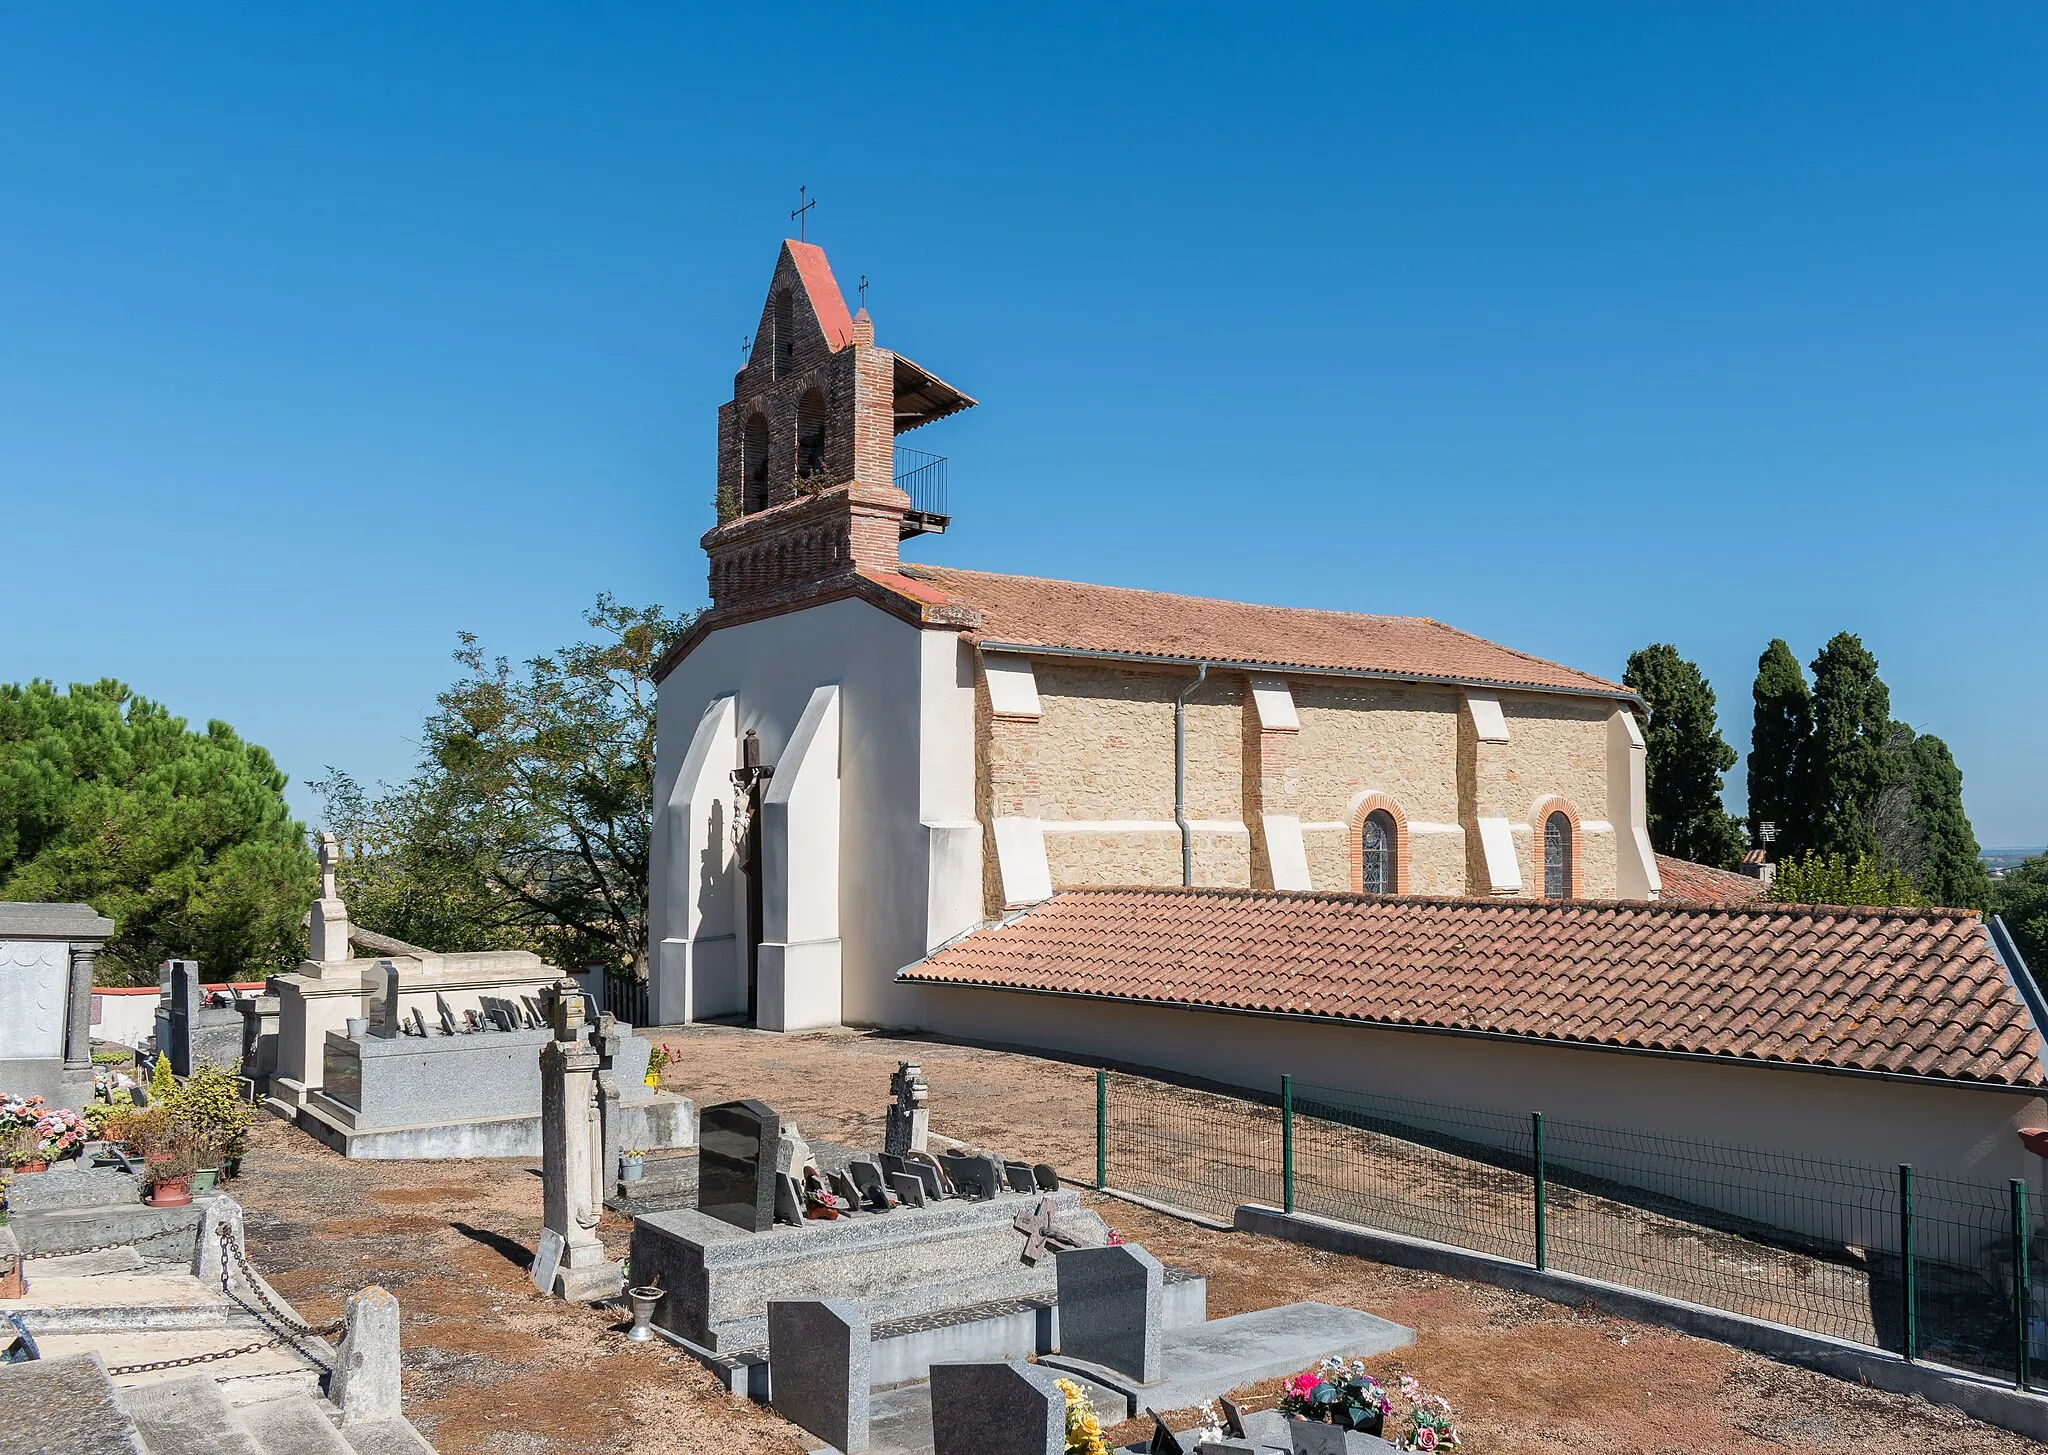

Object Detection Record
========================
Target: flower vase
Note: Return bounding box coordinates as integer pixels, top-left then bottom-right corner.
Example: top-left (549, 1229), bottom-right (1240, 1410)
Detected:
top-left (621, 1158), bottom-right (645, 1185)
top-left (625, 1285), bottom-right (665, 1342)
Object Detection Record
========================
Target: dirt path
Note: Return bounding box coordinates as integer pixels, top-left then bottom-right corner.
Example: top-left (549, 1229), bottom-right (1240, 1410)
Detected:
top-left (223, 1024), bottom-right (2043, 1454)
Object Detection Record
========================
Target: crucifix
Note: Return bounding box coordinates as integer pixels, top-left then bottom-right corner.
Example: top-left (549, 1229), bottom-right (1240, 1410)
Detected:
top-left (1012, 1197), bottom-right (1076, 1266)
top-left (790, 184), bottom-right (816, 241)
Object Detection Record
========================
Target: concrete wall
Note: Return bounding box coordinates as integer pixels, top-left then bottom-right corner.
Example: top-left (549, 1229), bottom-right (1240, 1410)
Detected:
top-left (651, 598), bottom-right (976, 1031)
top-left (915, 985), bottom-right (2047, 1247)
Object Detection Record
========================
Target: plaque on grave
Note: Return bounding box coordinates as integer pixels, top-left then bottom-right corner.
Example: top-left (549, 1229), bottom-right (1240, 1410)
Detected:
top-left (1034, 1164), bottom-right (1059, 1192)
top-left (775, 1173), bottom-right (805, 1227)
top-left (1004, 1161), bottom-right (1036, 1193)
top-left (846, 1159), bottom-right (886, 1198)
top-left (827, 1169), bottom-right (864, 1210)
top-left (908, 1150), bottom-right (953, 1196)
top-left (890, 1172), bottom-right (927, 1208)
top-left (943, 1153), bottom-right (1003, 1200)
top-left (698, 1099), bottom-right (779, 1233)
top-left (531, 1228), bottom-right (566, 1295)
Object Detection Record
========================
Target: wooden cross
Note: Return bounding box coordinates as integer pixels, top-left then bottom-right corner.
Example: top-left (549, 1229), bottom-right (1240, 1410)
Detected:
top-left (791, 184), bottom-right (816, 241)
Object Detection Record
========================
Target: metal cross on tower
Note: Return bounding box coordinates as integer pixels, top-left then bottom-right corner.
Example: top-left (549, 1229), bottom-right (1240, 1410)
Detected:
top-left (858, 274), bottom-right (869, 308)
top-left (791, 184), bottom-right (816, 241)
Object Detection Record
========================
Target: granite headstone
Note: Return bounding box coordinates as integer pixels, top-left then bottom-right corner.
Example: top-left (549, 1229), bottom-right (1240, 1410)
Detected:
top-left (1056, 1243), bottom-right (1164, 1384)
top-left (698, 1099), bottom-right (779, 1233)
top-left (929, 1361), bottom-right (1064, 1455)
top-left (767, 1298), bottom-right (870, 1454)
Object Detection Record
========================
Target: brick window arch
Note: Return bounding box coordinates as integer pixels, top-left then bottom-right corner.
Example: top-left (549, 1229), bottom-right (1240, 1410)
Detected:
top-left (743, 412), bottom-right (771, 513)
top-left (1347, 794), bottom-right (1410, 895)
top-left (1532, 796), bottom-right (1580, 899)
top-left (796, 387), bottom-right (828, 476)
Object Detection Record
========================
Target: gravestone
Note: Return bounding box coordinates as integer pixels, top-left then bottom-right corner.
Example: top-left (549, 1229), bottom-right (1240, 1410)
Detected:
top-left (929, 1360), bottom-right (1065, 1455)
top-left (537, 982), bottom-right (620, 1300)
top-left (1005, 1162), bottom-right (1036, 1193)
top-left (373, 960), bottom-right (403, 1040)
top-left (890, 1172), bottom-right (927, 1208)
top-left (884, 1060), bottom-right (930, 1156)
top-left (767, 1299), bottom-right (870, 1454)
top-left (698, 1099), bottom-right (779, 1233)
top-left (1056, 1243), bottom-right (1163, 1384)
top-left (943, 1153), bottom-right (1003, 1200)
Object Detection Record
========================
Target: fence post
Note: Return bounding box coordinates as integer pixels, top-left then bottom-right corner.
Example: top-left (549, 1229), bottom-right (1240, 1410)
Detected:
top-left (2015, 1177), bottom-right (2031, 1391)
top-left (1532, 1112), bottom-right (1547, 1272)
top-left (1899, 1163), bottom-right (1917, 1362)
top-left (1281, 1075), bottom-right (1295, 1216)
top-left (1095, 1069), bottom-right (1108, 1191)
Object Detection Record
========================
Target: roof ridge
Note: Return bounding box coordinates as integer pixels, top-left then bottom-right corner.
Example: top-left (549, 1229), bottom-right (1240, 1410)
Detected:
top-left (906, 564), bottom-right (1430, 629)
top-left (1025, 884), bottom-right (1982, 925)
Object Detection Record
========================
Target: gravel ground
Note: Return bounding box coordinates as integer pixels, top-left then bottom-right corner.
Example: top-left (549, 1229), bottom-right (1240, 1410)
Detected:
top-left (223, 1023), bottom-right (2046, 1455)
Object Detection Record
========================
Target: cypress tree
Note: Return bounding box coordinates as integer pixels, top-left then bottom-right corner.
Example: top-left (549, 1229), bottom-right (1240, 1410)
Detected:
top-left (1747, 639), bottom-right (1813, 857)
top-left (1906, 733), bottom-right (1992, 909)
top-left (1807, 633), bottom-right (1894, 861)
top-left (1623, 644), bottom-right (1745, 868)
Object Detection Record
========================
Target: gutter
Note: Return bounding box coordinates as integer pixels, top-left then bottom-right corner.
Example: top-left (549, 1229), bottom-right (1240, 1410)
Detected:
top-left (906, 975), bottom-right (2048, 1099)
top-left (977, 640), bottom-right (1643, 708)
top-left (1174, 662), bottom-right (1210, 887)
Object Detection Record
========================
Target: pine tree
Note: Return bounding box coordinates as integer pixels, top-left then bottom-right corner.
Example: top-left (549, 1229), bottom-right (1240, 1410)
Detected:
top-left (1747, 639), bottom-right (1813, 858)
top-left (1807, 633), bottom-right (1895, 861)
top-left (1906, 733), bottom-right (1992, 909)
top-left (1623, 644), bottom-right (1745, 868)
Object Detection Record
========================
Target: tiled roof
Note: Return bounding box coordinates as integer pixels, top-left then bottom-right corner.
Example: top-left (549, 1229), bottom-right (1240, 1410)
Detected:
top-left (1654, 854), bottom-right (1767, 904)
top-left (899, 566), bottom-right (1627, 697)
top-left (786, 239), bottom-right (854, 351)
top-left (903, 888), bottom-right (2046, 1089)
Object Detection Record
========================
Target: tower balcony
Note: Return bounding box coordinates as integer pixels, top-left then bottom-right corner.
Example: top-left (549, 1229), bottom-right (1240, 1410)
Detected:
top-left (895, 448), bottom-right (949, 539)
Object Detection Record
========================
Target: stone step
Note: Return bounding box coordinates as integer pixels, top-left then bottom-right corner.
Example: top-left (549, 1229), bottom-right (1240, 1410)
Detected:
top-left (0, 1351), bottom-right (148, 1455)
top-left (36, 1326), bottom-right (326, 1400)
top-left (236, 1395), bottom-right (355, 1455)
top-left (340, 1420), bottom-right (438, 1455)
top-left (33, 1246), bottom-right (150, 1278)
top-left (3, 1165), bottom-right (148, 1215)
top-left (120, 1373), bottom-right (266, 1455)
top-left (12, 1197), bottom-right (212, 1258)
top-left (9, 1270), bottom-right (234, 1333)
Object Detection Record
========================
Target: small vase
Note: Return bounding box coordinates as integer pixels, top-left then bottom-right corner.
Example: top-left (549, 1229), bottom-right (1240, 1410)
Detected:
top-left (191, 1167), bottom-right (220, 1195)
top-left (621, 1158), bottom-right (645, 1184)
top-left (147, 1178), bottom-right (193, 1208)
top-left (626, 1285), bottom-right (664, 1342)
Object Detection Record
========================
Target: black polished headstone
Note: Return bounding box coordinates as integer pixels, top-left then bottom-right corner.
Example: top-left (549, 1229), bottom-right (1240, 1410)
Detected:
top-left (698, 1098), bottom-right (780, 1233)
top-left (1004, 1162), bottom-right (1036, 1193)
top-left (1033, 1164), bottom-right (1059, 1192)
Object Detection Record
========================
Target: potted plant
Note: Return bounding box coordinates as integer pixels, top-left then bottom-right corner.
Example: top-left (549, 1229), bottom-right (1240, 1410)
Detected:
top-left (143, 1146), bottom-right (198, 1207)
top-left (35, 1107), bottom-right (86, 1166)
top-left (1279, 1359), bottom-right (1393, 1440)
top-left (620, 1149), bottom-right (647, 1185)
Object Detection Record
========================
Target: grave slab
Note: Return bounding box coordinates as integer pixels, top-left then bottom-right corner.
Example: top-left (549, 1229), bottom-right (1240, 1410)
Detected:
top-left (1039, 1302), bottom-right (1413, 1417)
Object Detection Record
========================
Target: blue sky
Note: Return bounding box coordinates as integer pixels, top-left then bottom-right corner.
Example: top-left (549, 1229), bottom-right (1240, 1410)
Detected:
top-left (2, 5), bottom-right (2042, 846)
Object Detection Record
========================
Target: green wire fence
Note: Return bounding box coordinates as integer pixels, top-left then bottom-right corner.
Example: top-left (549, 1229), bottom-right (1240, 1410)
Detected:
top-left (1094, 1068), bottom-right (2043, 1387)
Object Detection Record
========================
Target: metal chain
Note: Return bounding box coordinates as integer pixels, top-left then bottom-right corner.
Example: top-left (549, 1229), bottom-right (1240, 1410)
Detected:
top-left (105, 1336), bottom-right (282, 1377)
top-left (217, 1225), bottom-right (345, 1339)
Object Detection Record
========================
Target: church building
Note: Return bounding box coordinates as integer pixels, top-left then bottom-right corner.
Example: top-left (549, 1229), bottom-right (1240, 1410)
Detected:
top-left (648, 240), bottom-right (1660, 1035)
top-left (648, 242), bottom-right (2048, 1193)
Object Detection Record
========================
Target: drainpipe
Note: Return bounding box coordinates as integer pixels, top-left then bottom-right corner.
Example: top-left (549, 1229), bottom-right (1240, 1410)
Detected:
top-left (1175, 662), bottom-right (1210, 887)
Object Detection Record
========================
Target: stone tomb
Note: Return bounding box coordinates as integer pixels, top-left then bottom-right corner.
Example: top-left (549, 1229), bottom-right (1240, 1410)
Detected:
top-left (0, 901), bottom-right (111, 1109)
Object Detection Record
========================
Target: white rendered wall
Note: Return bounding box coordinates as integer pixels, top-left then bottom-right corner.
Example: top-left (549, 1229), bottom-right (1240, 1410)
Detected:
top-left (758, 685), bottom-right (843, 1030)
top-left (1608, 707), bottom-right (1662, 900)
top-left (647, 694), bottom-right (740, 1024)
top-left (651, 599), bottom-right (978, 1032)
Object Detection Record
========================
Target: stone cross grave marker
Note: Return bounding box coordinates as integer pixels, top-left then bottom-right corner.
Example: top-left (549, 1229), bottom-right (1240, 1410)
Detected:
top-left (884, 1060), bottom-right (930, 1156)
top-left (538, 982), bottom-right (619, 1300)
top-left (698, 1099), bottom-right (779, 1233)
top-left (1056, 1243), bottom-right (1164, 1384)
top-left (1011, 1198), bottom-right (1077, 1267)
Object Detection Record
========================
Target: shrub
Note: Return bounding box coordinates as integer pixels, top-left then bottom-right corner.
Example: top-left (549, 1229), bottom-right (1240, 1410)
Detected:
top-left (165, 1064), bottom-right (253, 1165)
top-left (147, 1053), bottom-right (176, 1103)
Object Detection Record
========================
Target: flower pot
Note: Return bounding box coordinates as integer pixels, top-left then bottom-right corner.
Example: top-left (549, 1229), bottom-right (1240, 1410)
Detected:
top-left (146, 1178), bottom-right (193, 1208)
top-left (620, 1158), bottom-right (645, 1185)
top-left (625, 1285), bottom-right (665, 1342)
top-left (191, 1167), bottom-right (220, 1195)
top-left (13, 1160), bottom-right (48, 1174)
top-left (345, 1018), bottom-right (369, 1039)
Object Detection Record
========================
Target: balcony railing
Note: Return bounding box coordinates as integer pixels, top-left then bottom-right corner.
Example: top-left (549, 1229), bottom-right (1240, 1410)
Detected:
top-left (894, 448), bottom-right (949, 538)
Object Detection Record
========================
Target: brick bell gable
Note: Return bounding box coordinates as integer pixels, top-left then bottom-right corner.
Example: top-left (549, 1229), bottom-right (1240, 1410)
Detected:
top-left (703, 241), bottom-right (976, 615)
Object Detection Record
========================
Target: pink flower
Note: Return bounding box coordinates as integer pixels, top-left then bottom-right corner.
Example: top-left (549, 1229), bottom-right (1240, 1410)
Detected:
top-left (1415, 1429), bottom-right (1438, 1452)
top-left (1289, 1374), bottom-right (1318, 1398)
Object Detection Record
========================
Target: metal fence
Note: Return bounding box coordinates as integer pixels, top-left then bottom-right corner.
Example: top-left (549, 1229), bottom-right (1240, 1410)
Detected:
top-left (1095, 1069), bottom-right (2038, 1387)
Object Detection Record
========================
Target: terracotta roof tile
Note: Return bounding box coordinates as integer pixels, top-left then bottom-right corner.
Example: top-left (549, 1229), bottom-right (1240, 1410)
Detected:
top-left (1654, 855), bottom-right (1768, 904)
top-left (902, 888), bottom-right (2047, 1089)
top-left (900, 566), bottom-right (1628, 697)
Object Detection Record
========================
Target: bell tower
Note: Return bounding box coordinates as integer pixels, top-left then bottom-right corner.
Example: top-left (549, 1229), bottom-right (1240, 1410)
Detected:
top-left (703, 242), bottom-right (975, 611)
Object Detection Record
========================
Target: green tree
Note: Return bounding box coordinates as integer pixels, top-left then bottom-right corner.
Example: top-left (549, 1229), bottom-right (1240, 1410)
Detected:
top-left (1747, 639), bottom-right (1813, 858)
top-left (1622, 644), bottom-right (1745, 868)
top-left (0, 680), bottom-right (314, 984)
top-left (1807, 633), bottom-right (1895, 861)
top-left (1995, 854), bottom-right (2048, 972)
top-left (316, 595), bottom-right (697, 974)
top-left (1768, 851), bottom-right (1922, 908)
top-left (1901, 733), bottom-right (1991, 909)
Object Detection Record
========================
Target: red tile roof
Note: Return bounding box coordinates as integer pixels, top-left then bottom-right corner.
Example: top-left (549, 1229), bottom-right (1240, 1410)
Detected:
top-left (902, 888), bottom-right (2045, 1089)
top-left (786, 239), bottom-right (854, 351)
top-left (899, 566), bottom-right (1628, 697)
top-left (1654, 854), bottom-right (1767, 904)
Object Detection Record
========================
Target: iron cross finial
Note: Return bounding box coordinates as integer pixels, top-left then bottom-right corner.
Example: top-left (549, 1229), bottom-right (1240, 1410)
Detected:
top-left (859, 274), bottom-right (869, 308)
top-left (791, 184), bottom-right (816, 242)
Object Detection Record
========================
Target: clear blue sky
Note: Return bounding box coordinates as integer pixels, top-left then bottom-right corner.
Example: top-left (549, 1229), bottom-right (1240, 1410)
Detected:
top-left (3, 5), bottom-right (2042, 847)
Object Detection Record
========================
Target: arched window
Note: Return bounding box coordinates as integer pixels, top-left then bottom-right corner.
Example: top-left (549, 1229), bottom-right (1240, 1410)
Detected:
top-left (1360, 810), bottom-right (1398, 895)
top-left (743, 413), bottom-right (771, 513)
top-left (1543, 812), bottom-right (1573, 899)
top-left (796, 388), bottom-right (828, 476)
top-left (772, 289), bottom-right (795, 379)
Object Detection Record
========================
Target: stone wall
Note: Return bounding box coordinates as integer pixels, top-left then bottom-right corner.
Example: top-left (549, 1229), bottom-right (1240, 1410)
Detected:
top-left (975, 656), bottom-right (1633, 908)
